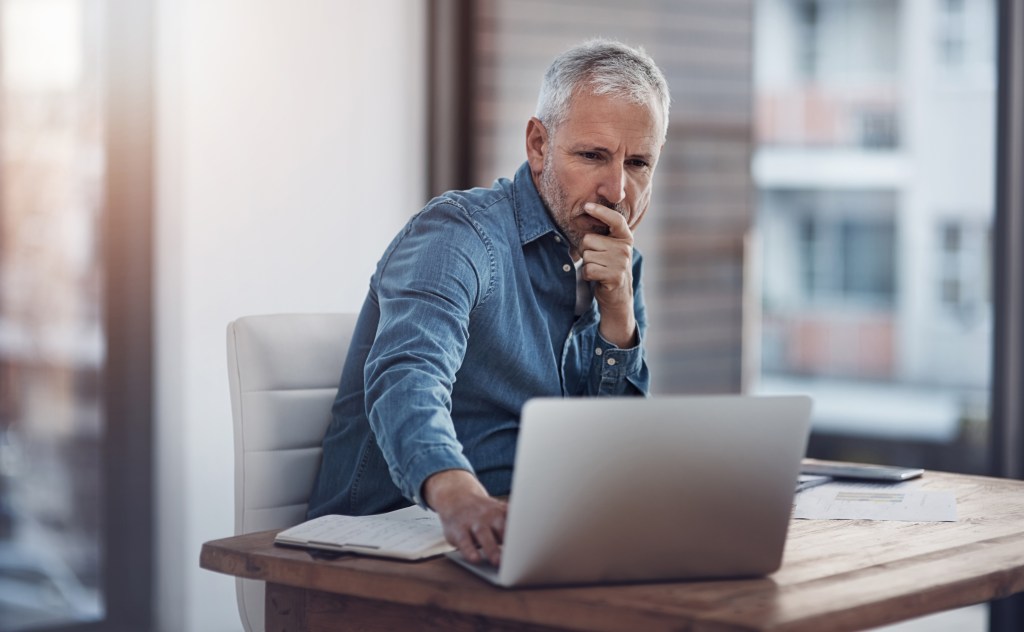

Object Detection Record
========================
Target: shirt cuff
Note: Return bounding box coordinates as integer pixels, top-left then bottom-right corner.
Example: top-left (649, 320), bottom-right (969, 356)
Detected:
top-left (401, 445), bottom-right (474, 508)
top-left (592, 330), bottom-right (644, 379)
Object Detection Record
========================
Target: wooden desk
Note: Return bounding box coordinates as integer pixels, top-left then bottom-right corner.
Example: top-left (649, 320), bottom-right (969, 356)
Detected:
top-left (201, 471), bottom-right (1024, 631)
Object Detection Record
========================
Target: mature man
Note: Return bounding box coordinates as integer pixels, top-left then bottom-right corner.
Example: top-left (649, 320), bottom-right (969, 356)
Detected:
top-left (307, 39), bottom-right (670, 567)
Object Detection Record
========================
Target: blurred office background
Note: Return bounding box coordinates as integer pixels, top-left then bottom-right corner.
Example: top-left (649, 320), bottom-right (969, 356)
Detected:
top-left (0, 1), bottom-right (1019, 631)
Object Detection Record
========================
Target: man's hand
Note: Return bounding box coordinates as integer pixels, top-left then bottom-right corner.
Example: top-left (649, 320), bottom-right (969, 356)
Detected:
top-left (580, 202), bottom-right (638, 348)
top-left (423, 469), bottom-right (507, 566)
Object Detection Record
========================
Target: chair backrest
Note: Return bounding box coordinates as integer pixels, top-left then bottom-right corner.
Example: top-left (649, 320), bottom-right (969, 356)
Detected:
top-left (226, 313), bottom-right (357, 632)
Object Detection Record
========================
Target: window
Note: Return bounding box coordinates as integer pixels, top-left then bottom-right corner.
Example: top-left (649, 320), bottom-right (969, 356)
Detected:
top-left (0, 0), bottom-right (153, 629)
top-left (939, 0), bottom-right (967, 65)
top-left (761, 190), bottom-right (897, 306)
top-left (0, 0), bottom-right (107, 627)
top-left (757, 0), bottom-right (901, 149)
top-left (798, 214), bottom-right (896, 304)
top-left (938, 219), bottom-right (991, 325)
top-left (755, 0), bottom-right (995, 478)
top-left (796, 0), bottom-right (820, 79)
top-left (935, 0), bottom-right (997, 79)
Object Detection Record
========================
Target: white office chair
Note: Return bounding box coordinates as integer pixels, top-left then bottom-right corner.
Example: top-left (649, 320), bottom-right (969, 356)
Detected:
top-left (226, 313), bottom-right (357, 632)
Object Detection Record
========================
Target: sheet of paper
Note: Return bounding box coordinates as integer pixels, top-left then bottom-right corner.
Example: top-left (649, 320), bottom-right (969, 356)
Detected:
top-left (793, 481), bottom-right (957, 522)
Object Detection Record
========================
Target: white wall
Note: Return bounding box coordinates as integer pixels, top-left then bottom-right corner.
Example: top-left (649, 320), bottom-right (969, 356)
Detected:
top-left (155, 2), bottom-right (426, 629)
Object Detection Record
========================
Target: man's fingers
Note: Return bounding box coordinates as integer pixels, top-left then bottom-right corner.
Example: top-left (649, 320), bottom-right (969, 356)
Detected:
top-left (471, 522), bottom-right (502, 566)
top-left (583, 203), bottom-right (632, 240)
top-left (576, 205), bottom-right (639, 349)
top-left (439, 495), bottom-right (507, 567)
top-left (449, 527), bottom-right (483, 564)
top-left (580, 236), bottom-right (632, 263)
top-left (580, 237), bottom-right (632, 282)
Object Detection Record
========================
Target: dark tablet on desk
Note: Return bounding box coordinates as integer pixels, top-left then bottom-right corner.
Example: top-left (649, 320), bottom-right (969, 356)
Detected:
top-left (801, 462), bottom-right (924, 482)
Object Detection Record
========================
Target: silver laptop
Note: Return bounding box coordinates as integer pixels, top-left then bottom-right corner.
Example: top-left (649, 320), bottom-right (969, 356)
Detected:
top-left (447, 394), bottom-right (813, 587)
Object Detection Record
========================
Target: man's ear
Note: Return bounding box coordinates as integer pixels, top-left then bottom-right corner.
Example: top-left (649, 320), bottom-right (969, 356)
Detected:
top-left (525, 117), bottom-right (548, 177)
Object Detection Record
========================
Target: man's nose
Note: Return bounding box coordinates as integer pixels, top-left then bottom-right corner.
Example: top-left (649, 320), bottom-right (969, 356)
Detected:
top-left (598, 162), bottom-right (626, 205)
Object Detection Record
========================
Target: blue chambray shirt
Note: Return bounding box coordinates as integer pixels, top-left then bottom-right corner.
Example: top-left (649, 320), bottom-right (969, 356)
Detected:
top-left (307, 162), bottom-right (649, 518)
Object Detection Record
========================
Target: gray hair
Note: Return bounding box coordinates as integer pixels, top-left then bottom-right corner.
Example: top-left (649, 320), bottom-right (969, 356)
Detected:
top-left (535, 39), bottom-right (671, 142)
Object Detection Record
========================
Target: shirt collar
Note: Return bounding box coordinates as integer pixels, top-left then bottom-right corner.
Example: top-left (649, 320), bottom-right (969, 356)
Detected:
top-left (512, 161), bottom-right (562, 246)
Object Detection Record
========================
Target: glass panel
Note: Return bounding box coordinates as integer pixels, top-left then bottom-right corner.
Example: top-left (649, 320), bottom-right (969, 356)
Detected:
top-left (754, 0), bottom-right (996, 475)
top-left (0, 0), bottom-right (106, 629)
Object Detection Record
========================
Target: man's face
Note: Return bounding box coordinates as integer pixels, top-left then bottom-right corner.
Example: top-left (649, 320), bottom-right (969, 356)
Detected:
top-left (527, 91), bottom-right (663, 258)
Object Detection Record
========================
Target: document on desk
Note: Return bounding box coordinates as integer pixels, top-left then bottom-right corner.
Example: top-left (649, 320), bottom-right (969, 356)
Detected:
top-left (274, 505), bottom-right (455, 560)
top-left (793, 482), bottom-right (957, 522)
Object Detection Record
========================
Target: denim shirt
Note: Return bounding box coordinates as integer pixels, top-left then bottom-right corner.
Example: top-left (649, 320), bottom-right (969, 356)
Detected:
top-left (306, 162), bottom-right (649, 518)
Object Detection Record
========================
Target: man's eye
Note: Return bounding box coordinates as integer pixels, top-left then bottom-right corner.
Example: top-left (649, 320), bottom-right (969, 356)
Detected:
top-left (579, 151), bottom-right (600, 160)
top-left (628, 159), bottom-right (650, 169)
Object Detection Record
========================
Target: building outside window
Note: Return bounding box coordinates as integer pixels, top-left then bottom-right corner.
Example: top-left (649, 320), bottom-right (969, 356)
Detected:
top-left (754, 0), bottom-right (995, 475)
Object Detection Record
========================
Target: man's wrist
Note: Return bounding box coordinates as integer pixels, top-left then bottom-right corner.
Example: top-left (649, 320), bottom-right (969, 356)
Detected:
top-left (422, 468), bottom-right (485, 513)
top-left (598, 312), bottom-right (638, 348)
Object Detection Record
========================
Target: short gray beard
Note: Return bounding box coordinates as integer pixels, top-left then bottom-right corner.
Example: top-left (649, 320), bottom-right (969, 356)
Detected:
top-left (538, 154), bottom-right (585, 255)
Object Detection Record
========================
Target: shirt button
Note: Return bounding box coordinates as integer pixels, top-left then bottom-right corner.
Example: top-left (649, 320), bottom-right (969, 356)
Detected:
top-left (594, 347), bottom-right (603, 356)
top-left (554, 235), bottom-right (562, 243)
top-left (562, 263), bottom-right (572, 272)
top-left (607, 358), bottom-right (617, 366)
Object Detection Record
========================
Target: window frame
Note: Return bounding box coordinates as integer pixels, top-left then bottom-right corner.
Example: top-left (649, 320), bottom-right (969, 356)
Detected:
top-left (99, 0), bottom-right (154, 629)
top-left (988, 0), bottom-right (1024, 629)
